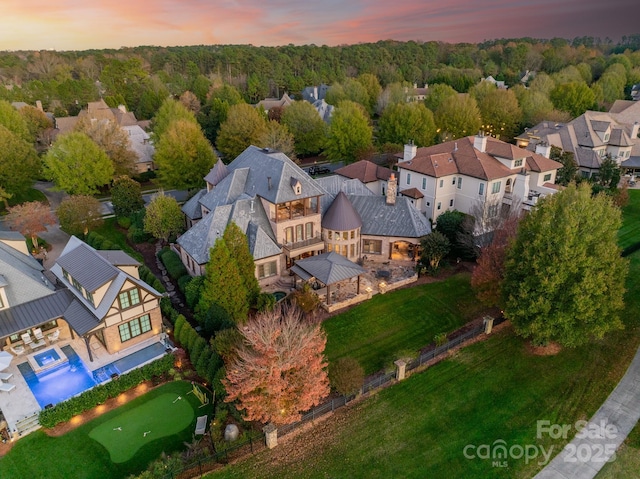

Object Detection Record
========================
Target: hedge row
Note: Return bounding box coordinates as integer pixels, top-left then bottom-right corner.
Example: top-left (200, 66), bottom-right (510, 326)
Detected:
top-left (174, 315), bottom-right (223, 394)
top-left (158, 247), bottom-right (188, 280)
top-left (85, 231), bottom-right (120, 250)
top-left (139, 265), bottom-right (166, 294)
top-left (39, 353), bottom-right (175, 429)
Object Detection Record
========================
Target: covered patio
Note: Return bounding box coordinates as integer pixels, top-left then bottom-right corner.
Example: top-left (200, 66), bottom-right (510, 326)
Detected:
top-left (290, 252), bottom-right (368, 311)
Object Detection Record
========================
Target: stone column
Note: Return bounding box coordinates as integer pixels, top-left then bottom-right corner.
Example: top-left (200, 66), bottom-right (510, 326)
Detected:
top-left (394, 359), bottom-right (407, 381)
top-left (263, 424), bottom-right (278, 449)
top-left (483, 316), bottom-right (494, 335)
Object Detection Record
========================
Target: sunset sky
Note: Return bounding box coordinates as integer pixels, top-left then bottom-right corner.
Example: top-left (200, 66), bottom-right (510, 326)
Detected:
top-left (1, 0), bottom-right (637, 51)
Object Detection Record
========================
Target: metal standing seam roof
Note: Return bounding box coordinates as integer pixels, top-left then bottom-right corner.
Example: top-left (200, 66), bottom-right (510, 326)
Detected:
top-left (56, 242), bottom-right (118, 292)
top-left (322, 191), bottom-right (363, 231)
top-left (97, 250), bottom-right (141, 266)
top-left (0, 289), bottom-right (75, 338)
top-left (290, 252), bottom-right (366, 286)
top-left (348, 195), bottom-right (431, 238)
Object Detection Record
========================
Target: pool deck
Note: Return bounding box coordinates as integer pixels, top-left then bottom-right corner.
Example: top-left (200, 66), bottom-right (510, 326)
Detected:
top-left (0, 334), bottom-right (166, 438)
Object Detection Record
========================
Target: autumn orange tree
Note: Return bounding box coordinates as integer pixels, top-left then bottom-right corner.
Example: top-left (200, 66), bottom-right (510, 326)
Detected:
top-left (471, 212), bottom-right (520, 308)
top-left (224, 304), bottom-right (330, 425)
top-left (5, 201), bottom-right (56, 248)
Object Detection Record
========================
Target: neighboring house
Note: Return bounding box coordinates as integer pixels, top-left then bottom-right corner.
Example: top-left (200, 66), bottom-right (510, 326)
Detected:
top-left (175, 146), bottom-right (431, 287)
top-left (406, 83), bottom-right (429, 102)
top-left (631, 84), bottom-right (640, 101)
top-left (515, 111), bottom-right (638, 178)
top-left (0, 234), bottom-right (164, 363)
top-left (312, 99), bottom-right (334, 123)
top-left (301, 84), bottom-right (330, 103)
top-left (520, 70), bottom-right (535, 85)
top-left (255, 93), bottom-right (294, 113)
top-left (122, 125), bottom-right (155, 173)
top-left (482, 75), bottom-right (507, 89)
top-left (335, 160), bottom-right (394, 196)
top-left (53, 99), bottom-right (155, 172)
top-left (397, 135), bottom-right (562, 224)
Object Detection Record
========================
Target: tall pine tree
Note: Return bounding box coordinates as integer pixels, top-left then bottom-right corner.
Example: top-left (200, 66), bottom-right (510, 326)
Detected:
top-left (198, 238), bottom-right (249, 324)
top-left (223, 222), bottom-right (260, 307)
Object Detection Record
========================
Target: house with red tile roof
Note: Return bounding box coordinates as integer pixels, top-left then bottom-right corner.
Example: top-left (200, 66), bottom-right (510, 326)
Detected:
top-left (335, 160), bottom-right (394, 196)
top-left (397, 135), bottom-right (562, 224)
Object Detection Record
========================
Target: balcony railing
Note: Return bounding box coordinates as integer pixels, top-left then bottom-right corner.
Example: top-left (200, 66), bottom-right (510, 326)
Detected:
top-left (283, 234), bottom-right (324, 255)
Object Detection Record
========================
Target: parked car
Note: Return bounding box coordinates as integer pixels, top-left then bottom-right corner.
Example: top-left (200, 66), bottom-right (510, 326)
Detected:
top-left (308, 165), bottom-right (331, 176)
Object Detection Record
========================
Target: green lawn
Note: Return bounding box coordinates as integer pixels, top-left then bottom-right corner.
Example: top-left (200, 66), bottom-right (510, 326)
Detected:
top-left (323, 272), bottom-right (487, 374)
top-left (0, 381), bottom-right (213, 479)
top-left (618, 189), bottom-right (640, 249)
top-left (93, 218), bottom-right (144, 261)
top-left (596, 421), bottom-right (640, 478)
top-left (206, 251), bottom-right (640, 479)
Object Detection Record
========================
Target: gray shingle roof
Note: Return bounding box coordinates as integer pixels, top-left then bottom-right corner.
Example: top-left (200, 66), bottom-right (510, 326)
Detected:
top-left (0, 241), bottom-right (55, 307)
top-left (177, 197), bottom-right (280, 264)
top-left (290, 252), bottom-right (366, 285)
top-left (204, 160), bottom-right (229, 187)
top-left (182, 189), bottom-right (207, 221)
top-left (315, 176), bottom-right (374, 213)
top-left (322, 191), bottom-right (362, 231)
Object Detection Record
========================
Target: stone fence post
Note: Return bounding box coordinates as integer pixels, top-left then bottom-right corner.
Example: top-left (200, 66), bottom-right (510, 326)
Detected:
top-left (483, 316), bottom-right (494, 335)
top-left (263, 424), bottom-right (278, 449)
top-left (394, 359), bottom-right (407, 381)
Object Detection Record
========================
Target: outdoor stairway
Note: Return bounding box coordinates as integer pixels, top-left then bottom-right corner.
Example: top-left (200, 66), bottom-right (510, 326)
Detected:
top-left (15, 412), bottom-right (40, 437)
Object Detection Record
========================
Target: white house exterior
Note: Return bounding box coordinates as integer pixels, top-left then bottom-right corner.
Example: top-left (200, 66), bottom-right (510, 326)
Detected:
top-left (397, 135), bottom-right (562, 224)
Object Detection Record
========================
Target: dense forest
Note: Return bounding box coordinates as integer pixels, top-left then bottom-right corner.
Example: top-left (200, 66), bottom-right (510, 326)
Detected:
top-left (1, 35), bottom-right (640, 120)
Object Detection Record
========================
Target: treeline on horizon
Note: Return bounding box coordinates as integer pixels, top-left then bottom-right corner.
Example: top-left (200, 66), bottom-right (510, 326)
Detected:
top-left (1, 34), bottom-right (640, 122)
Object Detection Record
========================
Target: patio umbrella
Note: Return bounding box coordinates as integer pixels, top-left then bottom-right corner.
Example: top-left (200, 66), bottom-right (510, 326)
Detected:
top-left (0, 351), bottom-right (12, 371)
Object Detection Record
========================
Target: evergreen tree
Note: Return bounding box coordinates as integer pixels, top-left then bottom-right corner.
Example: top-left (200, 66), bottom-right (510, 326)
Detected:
top-left (223, 222), bottom-right (260, 306)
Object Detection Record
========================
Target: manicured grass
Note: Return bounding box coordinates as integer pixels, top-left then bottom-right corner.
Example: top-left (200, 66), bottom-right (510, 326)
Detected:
top-left (596, 421), bottom-right (640, 478)
top-left (0, 381), bottom-right (213, 479)
top-left (323, 272), bottom-right (487, 374)
top-left (0, 188), bottom-right (47, 214)
top-left (618, 189), bottom-right (640, 249)
top-left (207, 252), bottom-right (640, 479)
top-left (92, 218), bottom-right (144, 261)
top-left (89, 392), bottom-right (194, 463)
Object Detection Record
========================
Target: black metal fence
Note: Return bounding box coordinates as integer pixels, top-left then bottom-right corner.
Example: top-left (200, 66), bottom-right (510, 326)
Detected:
top-left (159, 316), bottom-right (506, 478)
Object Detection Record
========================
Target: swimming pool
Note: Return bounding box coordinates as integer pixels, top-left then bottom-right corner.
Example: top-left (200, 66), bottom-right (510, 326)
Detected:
top-left (18, 346), bottom-right (96, 409)
top-left (92, 342), bottom-right (167, 383)
top-left (33, 349), bottom-right (61, 367)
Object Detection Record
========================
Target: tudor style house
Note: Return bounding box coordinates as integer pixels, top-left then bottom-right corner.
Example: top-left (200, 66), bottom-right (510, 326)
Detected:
top-left (175, 146), bottom-right (431, 287)
top-left (0, 234), bottom-right (164, 362)
top-left (397, 134), bottom-right (562, 224)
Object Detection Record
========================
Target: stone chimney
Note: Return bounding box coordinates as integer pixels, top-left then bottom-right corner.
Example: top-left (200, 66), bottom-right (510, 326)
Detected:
top-left (535, 141), bottom-right (551, 159)
top-left (386, 173), bottom-right (397, 205)
top-left (473, 132), bottom-right (487, 153)
top-left (631, 122), bottom-right (639, 139)
top-left (402, 142), bottom-right (417, 163)
top-left (313, 86), bottom-right (318, 101)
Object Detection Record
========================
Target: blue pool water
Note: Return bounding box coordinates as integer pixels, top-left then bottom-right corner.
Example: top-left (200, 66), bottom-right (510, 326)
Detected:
top-left (33, 348), bottom-right (62, 368)
top-left (18, 342), bottom-right (168, 408)
top-left (18, 346), bottom-right (96, 408)
top-left (92, 342), bottom-right (167, 383)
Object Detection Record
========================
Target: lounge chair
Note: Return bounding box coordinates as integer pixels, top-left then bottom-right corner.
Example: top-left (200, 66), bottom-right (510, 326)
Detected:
top-left (46, 329), bottom-right (60, 343)
top-left (0, 382), bottom-right (15, 393)
top-left (20, 333), bottom-right (33, 347)
top-left (33, 328), bottom-right (44, 341)
top-left (194, 415), bottom-right (208, 435)
top-left (10, 345), bottom-right (25, 356)
top-left (0, 372), bottom-right (12, 381)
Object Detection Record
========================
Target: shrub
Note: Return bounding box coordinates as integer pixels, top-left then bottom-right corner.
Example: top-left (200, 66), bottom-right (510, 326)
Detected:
top-left (178, 275), bottom-right (192, 294)
top-left (161, 298), bottom-right (180, 324)
top-left (117, 216), bottom-right (132, 229)
top-left (174, 315), bottom-right (186, 343)
top-left (190, 336), bottom-right (207, 366)
top-left (185, 276), bottom-right (205, 310)
top-left (256, 292), bottom-right (276, 312)
top-left (159, 249), bottom-right (188, 280)
top-left (328, 357), bottom-right (365, 396)
top-left (434, 332), bottom-right (448, 346)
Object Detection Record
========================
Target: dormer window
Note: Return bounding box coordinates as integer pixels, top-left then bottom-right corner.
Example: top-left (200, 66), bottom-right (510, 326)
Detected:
top-left (604, 133), bottom-right (610, 142)
top-left (290, 177), bottom-right (302, 195)
top-left (514, 159), bottom-right (523, 167)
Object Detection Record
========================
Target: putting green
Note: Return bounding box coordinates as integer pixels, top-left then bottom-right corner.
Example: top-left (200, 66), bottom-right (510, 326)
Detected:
top-left (89, 393), bottom-right (195, 463)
